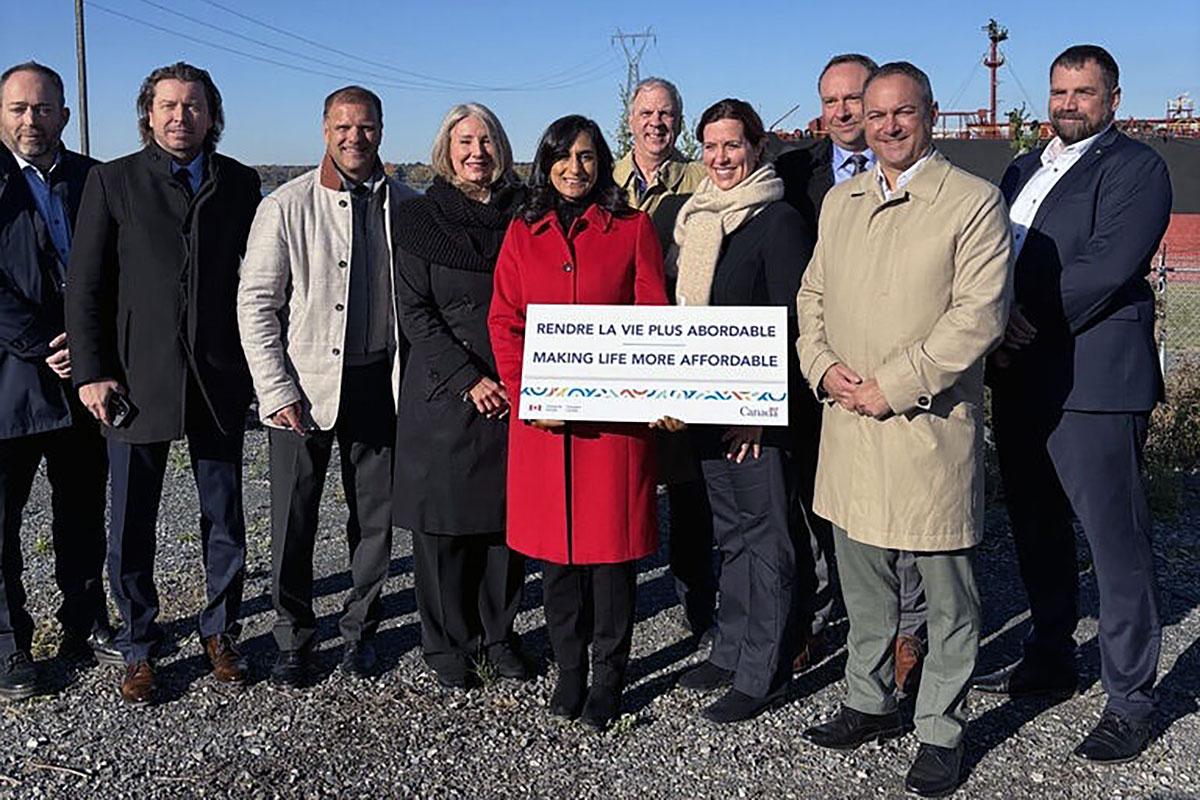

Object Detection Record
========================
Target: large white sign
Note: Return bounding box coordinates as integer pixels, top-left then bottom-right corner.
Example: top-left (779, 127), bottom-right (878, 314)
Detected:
top-left (518, 304), bottom-right (789, 426)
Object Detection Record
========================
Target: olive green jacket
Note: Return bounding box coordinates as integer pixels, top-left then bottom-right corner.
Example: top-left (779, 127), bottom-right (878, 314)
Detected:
top-left (613, 149), bottom-right (706, 253)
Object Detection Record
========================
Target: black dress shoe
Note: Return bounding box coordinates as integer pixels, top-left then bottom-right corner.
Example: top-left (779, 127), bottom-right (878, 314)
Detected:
top-left (270, 649), bottom-right (309, 688)
top-left (341, 640), bottom-right (378, 678)
top-left (905, 742), bottom-right (965, 798)
top-left (549, 669), bottom-right (587, 720)
top-left (678, 660), bottom-right (734, 691)
top-left (0, 651), bottom-right (38, 700)
top-left (701, 685), bottom-right (787, 724)
top-left (486, 640), bottom-right (533, 681)
top-left (1072, 711), bottom-right (1152, 764)
top-left (802, 704), bottom-right (906, 750)
top-left (59, 624), bottom-right (124, 667)
top-left (580, 684), bottom-right (621, 730)
top-left (431, 657), bottom-right (476, 690)
top-left (972, 660), bottom-right (1077, 700)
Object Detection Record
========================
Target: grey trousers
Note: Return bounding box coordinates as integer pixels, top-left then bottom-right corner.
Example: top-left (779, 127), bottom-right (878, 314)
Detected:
top-left (269, 361), bottom-right (395, 651)
top-left (834, 526), bottom-right (979, 748)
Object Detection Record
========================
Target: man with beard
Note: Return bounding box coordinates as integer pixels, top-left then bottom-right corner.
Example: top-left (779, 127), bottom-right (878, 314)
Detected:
top-left (975, 45), bottom-right (1172, 765)
top-left (775, 54), bottom-right (928, 688)
top-left (612, 77), bottom-right (714, 642)
top-left (0, 61), bottom-right (120, 700)
top-left (66, 62), bottom-right (261, 705)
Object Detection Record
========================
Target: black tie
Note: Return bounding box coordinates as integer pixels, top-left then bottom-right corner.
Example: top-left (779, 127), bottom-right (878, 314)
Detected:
top-left (173, 168), bottom-right (194, 200)
top-left (848, 154), bottom-right (869, 175)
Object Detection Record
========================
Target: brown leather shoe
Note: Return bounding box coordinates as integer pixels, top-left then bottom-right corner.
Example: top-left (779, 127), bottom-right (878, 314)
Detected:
top-left (120, 660), bottom-right (156, 706)
top-left (204, 635), bottom-right (247, 684)
top-left (792, 630), bottom-right (828, 673)
top-left (895, 633), bottom-right (925, 696)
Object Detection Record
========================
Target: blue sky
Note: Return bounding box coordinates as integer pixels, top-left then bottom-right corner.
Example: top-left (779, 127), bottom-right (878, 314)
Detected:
top-left (4, 0), bottom-right (1198, 164)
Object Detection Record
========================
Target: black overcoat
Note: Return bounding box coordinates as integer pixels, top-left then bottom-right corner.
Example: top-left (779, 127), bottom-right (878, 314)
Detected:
top-left (0, 146), bottom-right (98, 439)
top-left (390, 178), bottom-right (520, 535)
top-left (65, 143), bottom-right (261, 443)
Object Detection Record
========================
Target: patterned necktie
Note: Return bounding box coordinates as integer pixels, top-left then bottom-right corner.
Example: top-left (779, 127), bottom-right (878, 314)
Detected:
top-left (847, 154), bottom-right (869, 175)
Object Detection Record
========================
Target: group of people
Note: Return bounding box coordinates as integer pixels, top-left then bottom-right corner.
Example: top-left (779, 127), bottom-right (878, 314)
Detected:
top-left (0, 37), bottom-right (1171, 797)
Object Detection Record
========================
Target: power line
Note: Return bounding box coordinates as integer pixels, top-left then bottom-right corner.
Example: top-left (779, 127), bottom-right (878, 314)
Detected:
top-left (195, 0), bottom-right (613, 93)
top-left (85, 1), bottom-right (617, 94)
top-left (612, 28), bottom-right (656, 98)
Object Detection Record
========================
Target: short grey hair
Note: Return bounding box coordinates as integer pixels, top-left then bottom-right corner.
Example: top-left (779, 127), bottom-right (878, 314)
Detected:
top-left (628, 76), bottom-right (684, 136)
top-left (864, 61), bottom-right (935, 110)
top-left (430, 102), bottom-right (515, 187)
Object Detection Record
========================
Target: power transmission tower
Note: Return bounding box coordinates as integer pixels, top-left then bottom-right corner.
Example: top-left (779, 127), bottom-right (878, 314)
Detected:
top-left (75, 0), bottom-right (90, 155)
top-left (612, 28), bottom-right (655, 97)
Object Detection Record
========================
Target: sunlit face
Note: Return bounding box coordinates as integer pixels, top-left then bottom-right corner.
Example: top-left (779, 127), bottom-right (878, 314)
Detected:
top-left (0, 69), bottom-right (69, 166)
top-left (819, 62), bottom-right (870, 151)
top-left (324, 101), bottom-right (382, 181)
top-left (864, 74), bottom-right (937, 176)
top-left (1049, 61), bottom-right (1120, 145)
top-left (629, 84), bottom-right (678, 164)
top-left (148, 78), bottom-right (211, 161)
top-left (549, 131), bottom-right (598, 200)
top-left (449, 115), bottom-right (496, 188)
top-left (701, 117), bottom-right (760, 191)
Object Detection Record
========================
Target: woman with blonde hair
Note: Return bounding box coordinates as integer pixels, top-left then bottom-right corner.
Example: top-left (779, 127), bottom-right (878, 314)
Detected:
top-left (392, 103), bottom-right (529, 689)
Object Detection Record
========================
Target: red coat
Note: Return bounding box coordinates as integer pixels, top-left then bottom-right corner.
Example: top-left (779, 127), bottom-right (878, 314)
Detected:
top-left (488, 205), bottom-right (667, 565)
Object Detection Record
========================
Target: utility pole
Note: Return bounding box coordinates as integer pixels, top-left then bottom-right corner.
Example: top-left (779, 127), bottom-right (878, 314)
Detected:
top-left (612, 28), bottom-right (656, 98)
top-left (75, 0), bottom-right (90, 155)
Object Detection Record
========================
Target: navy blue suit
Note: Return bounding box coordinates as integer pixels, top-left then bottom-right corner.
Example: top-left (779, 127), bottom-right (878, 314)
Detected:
top-left (0, 145), bottom-right (110, 657)
top-left (991, 127), bottom-right (1171, 722)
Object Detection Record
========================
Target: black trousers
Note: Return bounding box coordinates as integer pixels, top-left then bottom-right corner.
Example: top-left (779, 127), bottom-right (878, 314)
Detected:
top-left (108, 389), bottom-right (245, 662)
top-left (412, 529), bottom-right (524, 671)
top-left (996, 404), bottom-right (1161, 721)
top-left (702, 446), bottom-right (797, 698)
top-left (666, 479), bottom-right (716, 634)
top-left (269, 361), bottom-right (395, 651)
top-left (0, 418), bottom-right (109, 657)
top-left (542, 561), bottom-right (636, 688)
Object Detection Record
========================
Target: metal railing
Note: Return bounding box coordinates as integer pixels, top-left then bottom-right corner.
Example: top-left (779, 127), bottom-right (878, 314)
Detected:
top-left (1156, 248), bottom-right (1200, 376)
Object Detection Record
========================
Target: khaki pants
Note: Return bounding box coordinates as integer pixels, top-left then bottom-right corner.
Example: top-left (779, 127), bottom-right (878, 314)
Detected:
top-left (833, 526), bottom-right (979, 748)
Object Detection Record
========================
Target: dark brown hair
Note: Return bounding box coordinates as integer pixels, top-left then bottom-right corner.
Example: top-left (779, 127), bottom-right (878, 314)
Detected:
top-left (694, 98), bottom-right (766, 148)
top-left (136, 62), bottom-right (224, 151)
top-left (1, 61), bottom-right (66, 105)
top-left (1051, 45), bottom-right (1120, 95)
top-left (323, 85), bottom-right (383, 123)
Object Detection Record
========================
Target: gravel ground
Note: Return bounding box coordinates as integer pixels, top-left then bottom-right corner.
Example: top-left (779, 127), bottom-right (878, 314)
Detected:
top-left (1, 429), bottom-right (1197, 799)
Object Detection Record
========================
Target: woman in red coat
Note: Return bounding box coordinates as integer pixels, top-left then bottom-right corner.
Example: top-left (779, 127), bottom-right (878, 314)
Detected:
top-left (488, 115), bottom-right (674, 730)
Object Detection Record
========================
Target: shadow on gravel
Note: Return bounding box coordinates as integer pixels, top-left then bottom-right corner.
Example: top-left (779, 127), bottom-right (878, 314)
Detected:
top-left (1152, 634), bottom-right (1200, 739)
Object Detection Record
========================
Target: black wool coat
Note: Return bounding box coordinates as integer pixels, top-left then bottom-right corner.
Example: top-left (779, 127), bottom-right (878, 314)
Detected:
top-left (65, 144), bottom-right (261, 443)
top-left (0, 146), bottom-right (98, 439)
top-left (390, 177), bottom-right (522, 535)
top-left (696, 200), bottom-right (816, 454)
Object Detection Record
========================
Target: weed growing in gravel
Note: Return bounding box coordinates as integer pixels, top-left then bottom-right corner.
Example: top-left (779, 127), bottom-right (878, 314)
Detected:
top-left (609, 712), bottom-right (640, 736)
top-left (474, 656), bottom-right (498, 687)
top-left (32, 535), bottom-right (52, 558)
top-left (168, 442), bottom-right (192, 475)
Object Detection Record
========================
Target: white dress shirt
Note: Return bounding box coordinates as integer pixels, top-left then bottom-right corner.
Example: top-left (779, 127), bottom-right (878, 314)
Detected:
top-left (875, 147), bottom-right (934, 201)
top-left (1008, 125), bottom-right (1110, 257)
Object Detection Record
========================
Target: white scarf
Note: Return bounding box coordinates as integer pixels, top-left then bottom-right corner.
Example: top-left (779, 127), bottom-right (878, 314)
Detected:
top-left (668, 163), bottom-right (784, 306)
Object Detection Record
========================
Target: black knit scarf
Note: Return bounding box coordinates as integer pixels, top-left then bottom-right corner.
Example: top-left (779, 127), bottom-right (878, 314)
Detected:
top-left (393, 176), bottom-right (521, 272)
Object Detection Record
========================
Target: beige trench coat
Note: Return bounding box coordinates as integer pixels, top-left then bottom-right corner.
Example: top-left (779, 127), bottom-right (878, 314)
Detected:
top-left (795, 151), bottom-right (1013, 551)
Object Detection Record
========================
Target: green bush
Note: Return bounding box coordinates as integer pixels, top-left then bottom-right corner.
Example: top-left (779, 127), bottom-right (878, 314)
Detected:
top-left (1145, 358), bottom-right (1200, 518)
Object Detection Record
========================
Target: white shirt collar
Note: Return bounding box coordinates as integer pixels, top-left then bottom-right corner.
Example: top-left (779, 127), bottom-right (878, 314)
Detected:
top-left (1041, 123), bottom-right (1112, 166)
top-left (10, 148), bottom-right (61, 181)
top-left (875, 147), bottom-right (934, 198)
